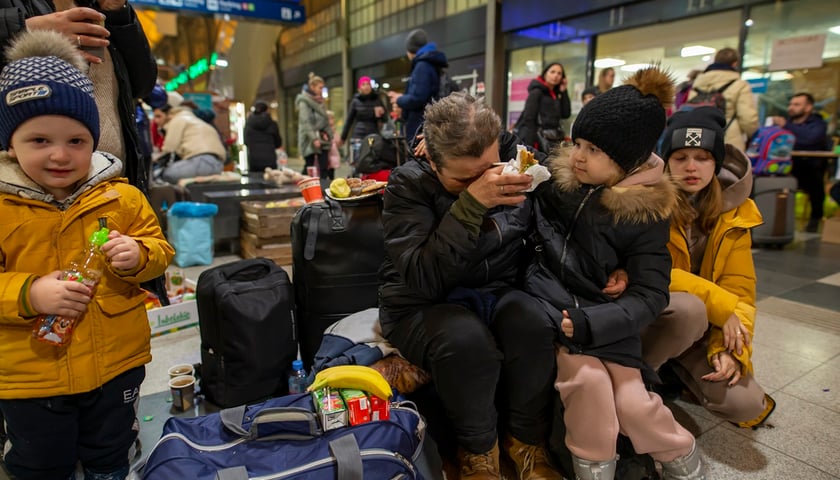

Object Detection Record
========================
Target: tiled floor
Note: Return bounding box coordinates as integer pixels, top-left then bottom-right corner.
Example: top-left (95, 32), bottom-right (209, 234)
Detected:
top-left (5, 225), bottom-right (840, 479)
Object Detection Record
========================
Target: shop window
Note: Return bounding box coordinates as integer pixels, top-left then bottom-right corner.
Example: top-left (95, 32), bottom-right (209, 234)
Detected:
top-left (744, 0), bottom-right (839, 132)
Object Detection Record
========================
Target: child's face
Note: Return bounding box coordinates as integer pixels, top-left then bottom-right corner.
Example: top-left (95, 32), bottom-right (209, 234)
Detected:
top-left (569, 138), bottom-right (623, 186)
top-left (667, 147), bottom-right (716, 194)
top-left (8, 115), bottom-right (94, 201)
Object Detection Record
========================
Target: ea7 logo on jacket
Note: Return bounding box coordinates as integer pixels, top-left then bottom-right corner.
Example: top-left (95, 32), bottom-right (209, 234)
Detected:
top-left (5, 84), bottom-right (51, 106)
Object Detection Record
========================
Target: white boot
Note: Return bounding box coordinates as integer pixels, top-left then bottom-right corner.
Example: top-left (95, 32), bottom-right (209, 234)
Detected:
top-left (571, 455), bottom-right (617, 480)
top-left (661, 442), bottom-right (708, 480)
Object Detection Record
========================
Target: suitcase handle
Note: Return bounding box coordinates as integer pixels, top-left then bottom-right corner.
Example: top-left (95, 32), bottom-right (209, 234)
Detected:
top-left (220, 404), bottom-right (321, 441)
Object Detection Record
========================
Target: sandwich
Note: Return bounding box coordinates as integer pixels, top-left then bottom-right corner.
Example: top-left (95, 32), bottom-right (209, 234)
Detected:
top-left (519, 149), bottom-right (537, 173)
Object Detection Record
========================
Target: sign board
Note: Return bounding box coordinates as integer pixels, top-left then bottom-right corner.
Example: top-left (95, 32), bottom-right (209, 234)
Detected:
top-left (147, 300), bottom-right (198, 337)
top-left (769, 34), bottom-right (826, 71)
top-left (747, 78), bottom-right (769, 94)
top-left (133, 0), bottom-right (305, 24)
top-left (183, 92), bottom-right (213, 110)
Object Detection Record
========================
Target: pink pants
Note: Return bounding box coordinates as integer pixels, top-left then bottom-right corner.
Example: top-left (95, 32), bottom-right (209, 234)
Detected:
top-left (555, 347), bottom-right (695, 463)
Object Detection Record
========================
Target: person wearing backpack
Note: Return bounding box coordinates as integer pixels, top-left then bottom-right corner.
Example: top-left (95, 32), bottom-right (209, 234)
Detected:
top-left (689, 48), bottom-right (758, 151)
top-left (387, 28), bottom-right (449, 143)
top-left (514, 62), bottom-right (571, 154)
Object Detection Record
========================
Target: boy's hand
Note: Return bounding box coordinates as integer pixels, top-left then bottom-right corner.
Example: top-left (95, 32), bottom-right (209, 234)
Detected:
top-left (101, 230), bottom-right (141, 271)
top-left (29, 272), bottom-right (93, 318)
top-left (561, 310), bottom-right (574, 338)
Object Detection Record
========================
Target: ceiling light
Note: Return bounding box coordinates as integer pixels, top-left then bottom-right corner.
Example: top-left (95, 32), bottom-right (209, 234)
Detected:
top-left (594, 58), bottom-right (626, 68)
top-left (702, 55), bottom-right (711, 62)
top-left (830, 25), bottom-right (840, 35)
top-left (620, 63), bottom-right (654, 72)
top-left (215, 59), bottom-right (229, 68)
top-left (681, 45), bottom-right (716, 57)
top-left (745, 18), bottom-right (754, 27)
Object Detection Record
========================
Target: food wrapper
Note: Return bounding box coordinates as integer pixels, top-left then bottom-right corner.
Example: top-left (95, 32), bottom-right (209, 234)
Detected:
top-left (501, 145), bottom-right (551, 192)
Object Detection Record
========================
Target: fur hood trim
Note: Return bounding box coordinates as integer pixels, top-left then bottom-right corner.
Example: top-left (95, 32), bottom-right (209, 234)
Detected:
top-left (551, 148), bottom-right (678, 224)
top-left (4, 30), bottom-right (88, 74)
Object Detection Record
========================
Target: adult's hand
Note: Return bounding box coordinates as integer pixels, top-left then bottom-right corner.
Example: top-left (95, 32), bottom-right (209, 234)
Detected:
top-left (603, 268), bottom-right (628, 298)
top-left (466, 165), bottom-right (532, 209)
top-left (722, 313), bottom-right (750, 355)
top-left (25, 8), bottom-right (110, 64)
top-left (387, 91), bottom-right (402, 105)
top-left (414, 135), bottom-right (427, 158)
top-left (97, 0), bottom-right (127, 10)
top-left (702, 351), bottom-right (742, 386)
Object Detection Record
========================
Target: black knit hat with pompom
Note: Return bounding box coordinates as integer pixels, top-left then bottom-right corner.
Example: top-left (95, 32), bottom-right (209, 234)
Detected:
top-left (572, 66), bottom-right (675, 174)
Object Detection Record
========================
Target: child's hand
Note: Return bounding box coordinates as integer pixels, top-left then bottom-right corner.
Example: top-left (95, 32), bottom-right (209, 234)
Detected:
top-left (702, 351), bottom-right (742, 386)
top-left (561, 310), bottom-right (574, 338)
top-left (29, 271), bottom-right (93, 318)
top-left (101, 230), bottom-right (141, 271)
top-left (722, 313), bottom-right (750, 355)
top-left (602, 268), bottom-right (628, 299)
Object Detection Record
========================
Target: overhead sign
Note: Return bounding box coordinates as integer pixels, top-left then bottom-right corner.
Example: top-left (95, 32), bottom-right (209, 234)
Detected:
top-left (133, 0), bottom-right (305, 24)
top-left (769, 34), bottom-right (826, 71)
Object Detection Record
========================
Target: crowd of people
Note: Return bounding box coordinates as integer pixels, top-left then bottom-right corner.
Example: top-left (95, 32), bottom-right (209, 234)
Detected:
top-left (0, 7), bottom-right (835, 478)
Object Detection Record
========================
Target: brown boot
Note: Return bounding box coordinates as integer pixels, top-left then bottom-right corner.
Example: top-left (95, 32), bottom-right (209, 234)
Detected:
top-left (502, 434), bottom-right (563, 480)
top-left (457, 441), bottom-right (501, 479)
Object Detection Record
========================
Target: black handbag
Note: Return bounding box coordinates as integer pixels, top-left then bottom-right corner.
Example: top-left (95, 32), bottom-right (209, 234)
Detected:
top-left (290, 194), bottom-right (385, 367)
top-left (538, 127), bottom-right (564, 142)
top-left (197, 258), bottom-right (297, 408)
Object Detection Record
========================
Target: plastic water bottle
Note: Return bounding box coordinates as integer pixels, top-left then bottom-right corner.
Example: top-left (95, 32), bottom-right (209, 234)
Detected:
top-left (288, 360), bottom-right (308, 394)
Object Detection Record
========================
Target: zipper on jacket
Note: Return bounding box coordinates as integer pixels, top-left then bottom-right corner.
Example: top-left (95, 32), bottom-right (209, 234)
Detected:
top-left (559, 186), bottom-right (599, 284)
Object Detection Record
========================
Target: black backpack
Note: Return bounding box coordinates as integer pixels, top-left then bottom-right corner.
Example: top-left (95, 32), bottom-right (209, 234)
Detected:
top-left (680, 78), bottom-right (737, 128)
top-left (355, 133), bottom-right (410, 174)
top-left (435, 67), bottom-right (461, 100)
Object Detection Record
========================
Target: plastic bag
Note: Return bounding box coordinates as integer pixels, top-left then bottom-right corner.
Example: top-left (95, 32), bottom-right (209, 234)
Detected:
top-left (167, 202), bottom-right (219, 267)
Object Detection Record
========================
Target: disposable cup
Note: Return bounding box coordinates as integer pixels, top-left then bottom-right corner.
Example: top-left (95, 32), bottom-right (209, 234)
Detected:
top-left (169, 375), bottom-right (196, 412)
top-left (167, 363), bottom-right (194, 379)
top-left (298, 177), bottom-right (325, 204)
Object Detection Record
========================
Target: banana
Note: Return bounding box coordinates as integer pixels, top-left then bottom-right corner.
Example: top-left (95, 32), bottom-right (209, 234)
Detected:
top-left (307, 365), bottom-right (392, 400)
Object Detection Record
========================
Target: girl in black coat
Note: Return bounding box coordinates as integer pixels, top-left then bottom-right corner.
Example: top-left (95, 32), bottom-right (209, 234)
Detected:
top-left (525, 67), bottom-right (707, 480)
top-left (516, 62), bottom-right (571, 153)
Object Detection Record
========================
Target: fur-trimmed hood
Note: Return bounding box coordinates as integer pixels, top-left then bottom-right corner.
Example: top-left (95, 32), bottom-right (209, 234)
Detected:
top-left (551, 148), bottom-right (679, 225)
top-left (0, 150), bottom-right (123, 209)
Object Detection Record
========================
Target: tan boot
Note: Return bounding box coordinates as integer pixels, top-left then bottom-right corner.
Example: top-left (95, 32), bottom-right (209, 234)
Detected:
top-left (457, 441), bottom-right (501, 479)
top-left (502, 434), bottom-right (563, 480)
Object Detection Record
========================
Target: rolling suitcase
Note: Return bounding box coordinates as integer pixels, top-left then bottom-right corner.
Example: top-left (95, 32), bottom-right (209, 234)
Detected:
top-left (290, 194), bottom-right (385, 369)
top-left (751, 175), bottom-right (797, 247)
top-left (197, 258), bottom-right (297, 408)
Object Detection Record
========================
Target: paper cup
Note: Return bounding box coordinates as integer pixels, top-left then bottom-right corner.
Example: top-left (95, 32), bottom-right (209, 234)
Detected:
top-left (168, 363), bottom-right (194, 379)
top-left (306, 165), bottom-right (320, 178)
top-left (298, 177), bottom-right (324, 204)
top-left (169, 375), bottom-right (196, 412)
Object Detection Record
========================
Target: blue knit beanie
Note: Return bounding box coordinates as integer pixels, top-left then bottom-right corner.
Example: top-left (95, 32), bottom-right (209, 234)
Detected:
top-left (0, 30), bottom-right (99, 150)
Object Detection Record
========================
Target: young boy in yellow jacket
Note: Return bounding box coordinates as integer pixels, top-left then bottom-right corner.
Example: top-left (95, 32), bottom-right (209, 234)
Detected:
top-left (0, 30), bottom-right (174, 479)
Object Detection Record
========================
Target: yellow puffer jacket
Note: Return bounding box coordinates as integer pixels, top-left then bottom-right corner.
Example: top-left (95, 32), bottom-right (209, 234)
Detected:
top-left (668, 145), bottom-right (763, 375)
top-left (0, 159), bottom-right (173, 399)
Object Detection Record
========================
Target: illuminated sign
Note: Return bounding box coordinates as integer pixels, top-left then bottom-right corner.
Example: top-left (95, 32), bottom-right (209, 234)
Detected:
top-left (133, 0), bottom-right (304, 24)
top-left (165, 52), bottom-right (218, 91)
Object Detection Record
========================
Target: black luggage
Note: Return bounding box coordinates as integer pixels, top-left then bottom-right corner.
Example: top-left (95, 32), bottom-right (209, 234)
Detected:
top-left (751, 175), bottom-right (797, 247)
top-left (197, 258), bottom-right (296, 408)
top-left (355, 134), bottom-right (409, 174)
top-left (290, 194), bottom-right (385, 368)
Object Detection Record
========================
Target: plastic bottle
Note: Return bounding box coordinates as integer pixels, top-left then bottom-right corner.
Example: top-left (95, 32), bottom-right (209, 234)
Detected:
top-left (288, 360), bottom-right (308, 394)
top-left (32, 218), bottom-right (110, 346)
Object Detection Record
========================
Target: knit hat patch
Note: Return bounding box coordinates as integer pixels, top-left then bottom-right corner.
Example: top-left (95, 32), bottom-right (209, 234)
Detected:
top-left (660, 106), bottom-right (726, 174)
top-left (0, 31), bottom-right (99, 150)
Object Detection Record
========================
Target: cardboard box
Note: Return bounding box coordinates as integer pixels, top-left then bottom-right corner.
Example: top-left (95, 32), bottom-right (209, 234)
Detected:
top-left (312, 388), bottom-right (348, 431)
top-left (369, 394), bottom-right (390, 421)
top-left (147, 299), bottom-right (199, 337)
top-left (241, 199), bottom-right (305, 239)
top-left (821, 216), bottom-right (840, 244)
top-left (339, 389), bottom-right (371, 425)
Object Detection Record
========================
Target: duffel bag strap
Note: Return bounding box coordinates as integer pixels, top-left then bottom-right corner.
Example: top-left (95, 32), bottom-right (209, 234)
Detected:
top-left (216, 466), bottom-right (248, 480)
top-left (329, 434), bottom-right (363, 480)
top-left (220, 405), bottom-right (321, 440)
top-left (304, 207), bottom-right (322, 260)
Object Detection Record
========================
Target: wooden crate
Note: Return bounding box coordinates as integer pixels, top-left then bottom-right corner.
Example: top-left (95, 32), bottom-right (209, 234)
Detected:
top-left (240, 230), bottom-right (293, 266)
top-left (240, 198), bottom-right (305, 239)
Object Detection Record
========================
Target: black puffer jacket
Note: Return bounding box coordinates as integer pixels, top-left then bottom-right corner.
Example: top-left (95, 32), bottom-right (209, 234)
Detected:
top-left (379, 132), bottom-right (534, 333)
top-left (340, 91), bottom-right (384, 141)
top-left (516, 77), bottom-right (571, 148)
top-left (524, 151), bottom-right (677, 369)
top-left (244, 111), bottom-right (282, 172)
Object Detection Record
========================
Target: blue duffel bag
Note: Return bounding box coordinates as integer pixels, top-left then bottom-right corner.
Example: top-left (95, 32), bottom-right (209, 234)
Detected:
top-left (138, 393), bottom-right (426, 480)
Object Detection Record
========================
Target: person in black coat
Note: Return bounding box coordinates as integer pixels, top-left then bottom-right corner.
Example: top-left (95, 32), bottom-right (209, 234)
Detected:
top-left (515, 62), bottom-right (571, 153)
top-left (339, 76), bottom-right (385, 165)
top-left (380, 92), bottom-right (565, 479)
top-left (244, 100), bottom-right (283, 175)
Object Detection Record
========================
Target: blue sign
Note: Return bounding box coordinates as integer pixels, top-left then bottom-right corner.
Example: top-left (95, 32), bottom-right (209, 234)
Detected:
top-left (747, 78), bottom-right (769, 94)
top-left (133, 0), bottom-right (305, 24)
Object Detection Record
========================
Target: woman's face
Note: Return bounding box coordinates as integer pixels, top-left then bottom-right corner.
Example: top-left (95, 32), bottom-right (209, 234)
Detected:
top-left (431, 141), bottom-right (500, 195)
top-left (668, 147), bottom-right (717, 195)
top-left (543, 64), bottom-right (564, 87)
top-left (152, 109), bottom-right (169, 127)
top-left (358, 81), bottom-right (372, 95)
top-left (601, 68), bottom-right (615, 88)
top-left (310, 81), bottom-right (324, 97)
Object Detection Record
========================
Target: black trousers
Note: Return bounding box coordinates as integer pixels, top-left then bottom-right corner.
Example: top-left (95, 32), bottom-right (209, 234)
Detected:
top-left (792, 156), bottom-right (827, 220)
top-left (386, 289), bottom-right (556, 453)
top-left (302, 153), bottom-right (331, 180)
top-left (0, 367), bottom-right (144, 480)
